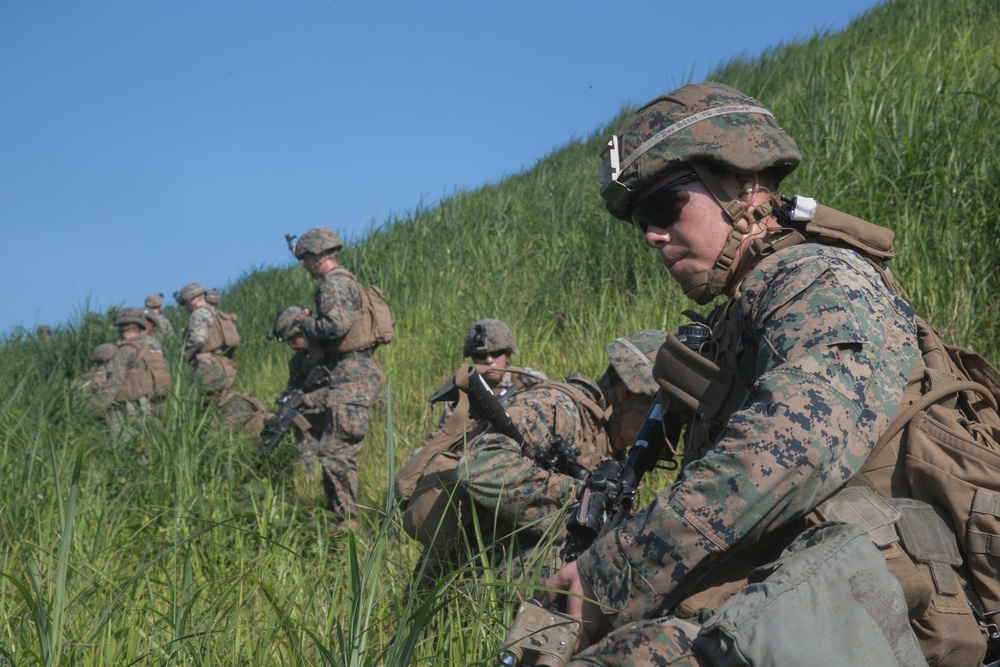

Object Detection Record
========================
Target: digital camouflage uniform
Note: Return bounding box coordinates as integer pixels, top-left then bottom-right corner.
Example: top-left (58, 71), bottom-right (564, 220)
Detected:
top-left (294, 228), bottom-right (384, 520)
top-left (182, 302), bottom-right (238, 395)
top-left (568, 82), bottom-right (930, 666)
top-left (145, 310), bottom-right (174, 336)
top-left (77, 342), bottom-right (118, 397)
top-left (570, 244), bottom-right (922, 666)
top-left (144, 294), bottom-right (174, 335)
top-left (92, 311), bottom-right (173, 440)
top-left (279, 348), bottom-right (330, 465)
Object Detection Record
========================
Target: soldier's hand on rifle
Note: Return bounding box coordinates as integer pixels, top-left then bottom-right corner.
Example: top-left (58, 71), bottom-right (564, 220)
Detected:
top-left (545, 561), bottom-right (611, 651)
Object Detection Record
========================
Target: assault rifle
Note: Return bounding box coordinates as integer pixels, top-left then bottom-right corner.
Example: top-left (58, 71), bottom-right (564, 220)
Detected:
top-left (453, 366), bottom-right (587, 479)
top-left (428, 366), bottom-right (588, 486)
top-left (259, 367), bottom-right (326, 453)
top-left (497, 325), bottom-right (709, 667)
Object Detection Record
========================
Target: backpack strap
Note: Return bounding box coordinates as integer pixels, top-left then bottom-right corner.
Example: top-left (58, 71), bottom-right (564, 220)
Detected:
top-left (869, 379), bottom-right (998, 462)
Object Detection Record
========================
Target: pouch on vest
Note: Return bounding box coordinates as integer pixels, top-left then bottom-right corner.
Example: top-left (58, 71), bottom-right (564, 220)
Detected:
top-left (695, 522), bottom-right (927, 667)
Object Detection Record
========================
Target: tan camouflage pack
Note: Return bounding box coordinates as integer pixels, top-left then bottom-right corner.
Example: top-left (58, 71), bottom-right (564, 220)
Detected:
top-left (328, 268), bottom-right (394, 352)
top-left (202, 308), bottom-right (241, 355)
top-left (115, 338), bottom-right (172, 401)
top-left (848, 314), bottom-right (1000, 664)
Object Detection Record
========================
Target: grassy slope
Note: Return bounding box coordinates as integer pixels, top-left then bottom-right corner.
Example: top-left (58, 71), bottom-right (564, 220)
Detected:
top-left (0, 0), bottom-right (997, 664)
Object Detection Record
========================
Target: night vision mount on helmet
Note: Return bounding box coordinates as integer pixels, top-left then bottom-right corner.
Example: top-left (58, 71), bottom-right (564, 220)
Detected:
top-left (287, 227), bottom-right (344, 260)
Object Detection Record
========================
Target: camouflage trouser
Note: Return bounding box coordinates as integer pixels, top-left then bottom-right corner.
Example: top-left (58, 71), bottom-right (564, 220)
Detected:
top-left (568, 618), bottom-right (706, 667)
top-left (318, 357), bottom-right (383, 521)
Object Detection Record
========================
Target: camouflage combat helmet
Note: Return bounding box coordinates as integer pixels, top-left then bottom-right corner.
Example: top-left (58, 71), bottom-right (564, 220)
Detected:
top-left (114, 307), bottom-right (150, 330)
top-left (462, 319), bottom-right (519, 357)
top-left (92, 343), bottom-right (118, 363)
top-left (269, 306), bottom-right (305, 342)
top-left (35, 324), bottom-right (51, 338)
top-left (604, 330), bottom-right (667, 397)
top-left (291, 227), bottom-right (344, 260)
top-left (145, 293), bottom-right (164, 309)
top-left (599, 82), bottom-right (800, 221)
top-left (600, 83), bottom-right (802, 305)
top-left (175, 282), bottom-right (207, 304)
top-left (205, 288), bottom-right (221, 306)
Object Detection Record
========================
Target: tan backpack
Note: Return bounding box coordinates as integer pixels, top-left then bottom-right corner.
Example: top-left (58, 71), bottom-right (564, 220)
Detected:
top-left (328, 268), bottom-right (395, 353)
top-left (860, 316), bottom-right (1000, 617)
top-left (202, 308), bottom-right (241, 354)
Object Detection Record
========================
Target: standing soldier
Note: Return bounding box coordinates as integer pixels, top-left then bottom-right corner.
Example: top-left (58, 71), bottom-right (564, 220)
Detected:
top-left (175, 282), bottom-right (240, 398)
top-left (289, 227), bottom-right (386, 521)
top-left (436, 318), bottom-right (547, 426)
top-left (264, 306), bottom-right (330, 466)
top-left (91, 308), bottom-right (172, 437)
top-left (143, 293), bottom-right (174, 335)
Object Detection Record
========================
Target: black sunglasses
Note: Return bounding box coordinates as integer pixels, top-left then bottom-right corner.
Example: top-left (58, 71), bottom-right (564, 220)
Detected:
top-left (630, 172), bottom-right (700, 232)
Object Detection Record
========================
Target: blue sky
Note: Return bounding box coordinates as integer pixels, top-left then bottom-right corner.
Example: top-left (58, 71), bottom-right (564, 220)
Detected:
top-left (0, 0), bottom-right (886, 337)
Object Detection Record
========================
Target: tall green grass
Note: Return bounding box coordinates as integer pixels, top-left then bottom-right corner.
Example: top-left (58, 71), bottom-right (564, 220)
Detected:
top-left (1, 0), bottom-right (997, 663)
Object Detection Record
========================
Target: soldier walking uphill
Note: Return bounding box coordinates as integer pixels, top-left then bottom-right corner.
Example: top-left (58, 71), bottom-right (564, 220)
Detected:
top-left (536, 83), bottom-right (1000, 667)
top-left (175, 282), bottom-right (240, 400)
top-left (90, 308), bottom-right (172, 439)
top-left (143, 293), bottom-right (174, 336)
top-left (288, 227), bottom-right (387, 522)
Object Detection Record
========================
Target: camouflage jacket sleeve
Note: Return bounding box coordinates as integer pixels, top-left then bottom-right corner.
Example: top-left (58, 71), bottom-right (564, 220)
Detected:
top-left (149, 312), bottom-right (174, 335)
top-left (183, 307), bottom-right (214, 362)
top-left (93, 344), bottom-right (139, 408)
top-left (300, 271), bottom-right (359, 342)
top-left (576, 244), bottom-right (922, 625)
top-left (455, 387), bottom-right (590, 539)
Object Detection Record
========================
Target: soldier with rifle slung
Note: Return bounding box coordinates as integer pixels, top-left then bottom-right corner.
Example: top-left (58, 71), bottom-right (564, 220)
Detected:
top-left (399, 330), bottom-right (666, 587)
top-left (262, 306), bottom-right (329, 469)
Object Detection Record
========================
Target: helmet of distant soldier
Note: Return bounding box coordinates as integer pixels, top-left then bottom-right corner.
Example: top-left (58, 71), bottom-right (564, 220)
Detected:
top-left (114, 307), bottom-right (150, 330)
top-left (176, 282), bottom-right (207, 304)
top-left (205, 289), bottom-right (221, 306)
top-left (35, 324), bottom-right (51, 338)
top-left (145, 293), bottom-right (164, 309)
top-left (599, 82), bottom-right (801, 222)
top-left (269, 306), bottom-right (305, 342)
top-left (92, 343), bottom-right (118, 363)
top-left (462, 319), bottom-right (519, 357)
top-left (292, 227), bottom-right (344, 260)
top-left (604, 330), bottom-right (667, 397)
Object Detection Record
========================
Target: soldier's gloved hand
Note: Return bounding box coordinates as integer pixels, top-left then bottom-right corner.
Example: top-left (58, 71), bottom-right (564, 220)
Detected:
top-left (545, 561), bottom-right (612, 651)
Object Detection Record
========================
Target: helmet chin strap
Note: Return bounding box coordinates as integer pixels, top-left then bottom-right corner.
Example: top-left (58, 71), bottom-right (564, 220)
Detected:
top-left (679, 163), bottom-right (778, 304)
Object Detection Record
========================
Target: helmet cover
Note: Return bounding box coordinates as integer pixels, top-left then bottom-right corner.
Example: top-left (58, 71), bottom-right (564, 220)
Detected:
top-left (462, 319), bottom-right (519, 357)
top-left (270, 306), bottom-right (305, 342)
top-left (605, 330), bottom-right (667, 397)
top-left (293, 227), bottom-right (344, 260)
top-left (600, 82), bottom-right (801, 221)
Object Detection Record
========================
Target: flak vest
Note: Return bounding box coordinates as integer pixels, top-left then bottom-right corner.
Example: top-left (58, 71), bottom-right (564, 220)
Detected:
top-left (200, 306), bottom-right (240, 357)
top-left (114, 338), bottom-right (172, 401)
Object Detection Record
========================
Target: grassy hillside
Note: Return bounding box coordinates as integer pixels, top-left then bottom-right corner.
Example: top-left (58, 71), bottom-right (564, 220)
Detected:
top-left (1, 0), bottom-right (998, 663)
